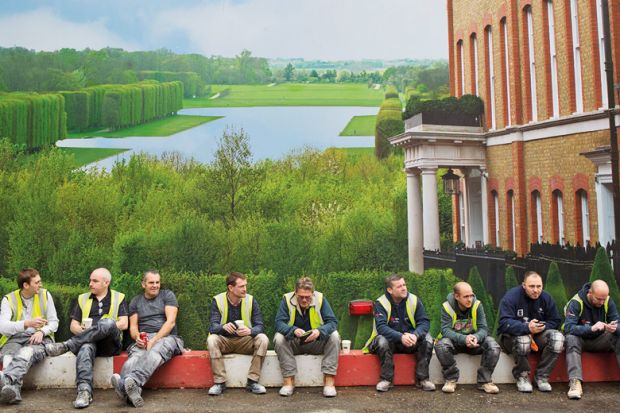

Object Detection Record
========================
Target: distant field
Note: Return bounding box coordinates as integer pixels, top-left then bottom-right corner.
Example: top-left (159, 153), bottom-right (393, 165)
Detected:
top-left (184, 83), bottom-right (384, 108)
top-left (67, 115), bottom-right (222, 139)
top-left (336, 147), bottom-right (374, 158)
top-left (58, 148), bottom-right (128, 168)
top-left (340, 115), bottom-right (377, 136)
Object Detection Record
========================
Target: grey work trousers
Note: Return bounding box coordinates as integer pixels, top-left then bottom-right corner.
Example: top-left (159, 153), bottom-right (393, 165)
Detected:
top-left (273, 331), bottom-right (340, 377)
top-left (368, 334), bottom-right (434, 383)
top-left (565, 332), bottom-right (620, 381)
top-left (434, 336), bottom-right (500, 383)
top-left (0, 335), bottom-right (53, 400)
top-left (499, 329), bottom-right (564, 380)
top-left (66, 318), bottom-right (122, 393)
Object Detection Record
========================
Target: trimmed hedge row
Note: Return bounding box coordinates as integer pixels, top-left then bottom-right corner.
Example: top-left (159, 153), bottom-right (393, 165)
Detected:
top-left (403, 94), bottom-right (484, 126)
top-left (137, 71), bottom-right (205, 98)
top-left (61, 81), bottom-right (183, 132)
top-left (0, 92), bottom-right (66, 149)
top-left (375, 96), bottom-right (404, 160)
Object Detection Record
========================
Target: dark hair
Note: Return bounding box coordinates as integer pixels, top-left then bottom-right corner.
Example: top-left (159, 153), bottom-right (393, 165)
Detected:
top-left (226, 272), bottom-right (247, 287)
top-left (142, 269), bottom-right (160, 282)
top-left (295, 277), bottom-right (314, 292)
top-left (385, 273), bottom-right (404, 288)
top-left (18, 268), bottom-right (39, 290)
top-left (523, 271), bottom-right (541, 282)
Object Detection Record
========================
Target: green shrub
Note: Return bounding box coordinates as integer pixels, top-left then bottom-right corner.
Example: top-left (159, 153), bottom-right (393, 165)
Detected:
top-left (505, 265), bottom-right (518, 291)
top-left (589, 247), bottom-right (620, 305)
top-left (384, 85), bottom-right (399, 99)
top-left (545, 261), bottom-right (568, 318)
top-left (467, 266), bottom-right (495, 334)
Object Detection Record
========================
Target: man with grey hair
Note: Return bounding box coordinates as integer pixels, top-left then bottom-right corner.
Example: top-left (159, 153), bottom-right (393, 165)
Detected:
top-left (45, 268), bottom-right (128, 409)
top-left (274, 277), bottom-right (340, 397)
top-left (564, 279), bottom-right (620, 399)
top-left (110, 270), bottom-right (184, 407)
top-left (0, 268), bottom-right (59, 404)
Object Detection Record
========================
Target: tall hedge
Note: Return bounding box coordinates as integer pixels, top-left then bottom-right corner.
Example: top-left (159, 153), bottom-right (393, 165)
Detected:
top-left (137, 71), bottom-right (204, 98)
top-left (467, 266), bottom-right (495, 334)
top-left (374, 96), bottom-right (403, 160)
top-left (545, 261), bottom-right (568, 318)
top-left (60, 91), bottom-right (89, 132)
top-left (589, 247), bottom-right (620, 305)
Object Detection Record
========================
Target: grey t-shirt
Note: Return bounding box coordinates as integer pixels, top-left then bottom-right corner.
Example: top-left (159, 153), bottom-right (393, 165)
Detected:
top-left (129, 289), bottom-right (178, 335)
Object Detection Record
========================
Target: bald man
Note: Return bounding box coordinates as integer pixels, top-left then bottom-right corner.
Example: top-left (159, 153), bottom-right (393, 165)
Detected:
top-left (434, 282), bottom-right (500, 394)
top-left (45, 268), bottom-right (128, 409)
top-left (564, 280), bottom-right (620, 400)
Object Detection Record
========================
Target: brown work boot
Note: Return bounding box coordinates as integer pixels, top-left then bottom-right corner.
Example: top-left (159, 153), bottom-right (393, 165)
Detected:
top-left (567, 379), bottom-right (582, 400)
top-left (478, 382), bottom-right (499, 394)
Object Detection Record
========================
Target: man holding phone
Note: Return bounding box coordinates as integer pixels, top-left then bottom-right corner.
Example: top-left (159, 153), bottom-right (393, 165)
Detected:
top-left (497, 271), bottom-right (563, 393)
top-left (564, 280), bottom-right (620, 400)
top-left (274, 277), bottom-right (340, 397)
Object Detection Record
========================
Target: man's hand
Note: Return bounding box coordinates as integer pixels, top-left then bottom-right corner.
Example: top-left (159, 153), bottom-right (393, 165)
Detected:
top-left (591, 321), bottom-right (607, 332)
top-left (401, 333), bottom-right (417, 347)
top-left (465, 334), bottom-right (479, 348)
top-left (605, 320), bottom-right (618, 333)
top-left (136, 333), bottom-right (147, 349)
top-left (528, 319), bottom-right (545, 334)
top-left (222, 322), bottom-right (237, 334)
top-left (236, 326), bottom-right (252, 337)
top-left (25, 317), bottom-right (47, 329)
top-left (146, 339), bottom-right (156, 350)
top-left (293, 328), bottom-right (306, 338)
top-left (28, 330), bottom-right (44, 345)
top-left (304, 329), bottom-right (320, 343)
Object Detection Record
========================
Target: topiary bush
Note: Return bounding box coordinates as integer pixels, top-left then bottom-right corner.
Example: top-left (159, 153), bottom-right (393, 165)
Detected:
top-left (589, 247), bottom-right (620, 305)
top-left (467, 266), bottom-right (495, 334)
top-left (545, 261), bottom-right (568, 319)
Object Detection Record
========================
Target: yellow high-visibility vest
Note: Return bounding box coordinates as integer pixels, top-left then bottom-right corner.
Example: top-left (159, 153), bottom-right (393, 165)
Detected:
top-left (0, 289), bottom-right (53, 348)
top-left (362, 294), bottom-right (418, 353)
top-left (283, 291), bottom-right (324, 329)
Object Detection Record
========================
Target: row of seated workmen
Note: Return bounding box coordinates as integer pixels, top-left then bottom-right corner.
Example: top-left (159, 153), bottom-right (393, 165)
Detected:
top-left (0, 268), bottom-right (618, 409)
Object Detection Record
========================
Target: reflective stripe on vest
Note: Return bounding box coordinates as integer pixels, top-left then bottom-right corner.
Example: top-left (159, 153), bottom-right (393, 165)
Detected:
top-left (437, 300), bottom-right (480, 340)
top-left (214, 292), bottom-right (253, 328)
top-left (0, 289), bottom-right (51, 348)
top-left (362, 293), bottom-right (418, 353)
top-left (78, 290), bottom-right (125, 323)
top-left (284, 291), bottom-right (324, 329)
top-left (562, 293), bottom-right (609, 331)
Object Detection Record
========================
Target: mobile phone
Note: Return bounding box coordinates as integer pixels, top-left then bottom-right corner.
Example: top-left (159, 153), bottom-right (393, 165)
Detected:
top-left (537, 321), bottom-right (546, 325)
top-left (299, 330), bottom-right (312, 343)
top-left (610, 320), bottom-right (618, 325)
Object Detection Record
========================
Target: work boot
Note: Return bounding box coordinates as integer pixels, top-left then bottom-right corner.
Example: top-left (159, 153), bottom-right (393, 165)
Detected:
top-left (110, 374), bottom-right (126, 401)
top-left (375, 380), bottom-right (392, 392)
top-left (73, 389), bottom-right (92, 409)
top-left (124, 377), bottom-right (144, 408)
top-left (567, 379), bottom-right (582, 400)
top-left (442, 380), bottom-right (457, 393)
top-left (516, 375), bottom-right (533, 393)
top-left (0, 385), bottom-right (18, 404)
top-left (279, 376), bottom-right (294, 397)
top-left (478, 382), bottom-right (499, 394)
top-left (417, 379), bottom-right (436, 391)
top-left (208, 383), bottom-right (226, 396)
top-left (45, 342), bottom-right (69, 357)
top-left (323, 374), bottom-right (337, 397)
top-left (535, 378), bottom-right (552, 392)
top-left (246, 379), bottom-right (266, 394)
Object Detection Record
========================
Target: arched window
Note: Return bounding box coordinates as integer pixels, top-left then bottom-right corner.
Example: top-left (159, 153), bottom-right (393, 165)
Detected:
top-left (491, 190), bottom-right (500, 247)
top-left (552, 189), bottom-right (565, 245)
top-left (470, 33), bottom-right (480, 96)
top-left (596, 0), bottom-right (609, 108)
top-left (525, 6), bottom-right (538, 121)
top-left (507, 190), bottom-right (515, 250)
top-left (486, 26), bottom-right (496, 130)
top-left (457, 40), bottom-right (465, 97)
top-left (575, 189), bottom-right (590, 247)
top-left (570, 0), bottom-right (583, 112)
top-left (501, 18), bottom-right (511, 127)
top-left (531, 190), bottom-right (543, 243)
top-left (546, 1), bottom-right (559, 117)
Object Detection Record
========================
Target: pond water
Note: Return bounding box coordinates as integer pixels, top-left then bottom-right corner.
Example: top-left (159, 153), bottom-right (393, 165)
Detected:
top-left (55, 106), bottom-right (377, 169)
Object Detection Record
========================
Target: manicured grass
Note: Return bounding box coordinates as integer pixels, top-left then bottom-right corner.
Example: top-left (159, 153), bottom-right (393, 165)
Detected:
top-left (336, 147), bottom-right (375, 158)
top-left (59, 147), bottom-right (129, 168)
top-left (339, 115), bottom-right (377, 136)
top-left (184, 84), bottom-right (384, 108)
top-left (67, 115), bottom-right (222, 139)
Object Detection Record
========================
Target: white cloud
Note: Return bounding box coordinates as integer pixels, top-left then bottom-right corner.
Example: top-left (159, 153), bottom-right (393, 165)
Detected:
top-left (152, 0), bottom-right (447, 60)
top-left (0, 8), bottom-right (136, 51)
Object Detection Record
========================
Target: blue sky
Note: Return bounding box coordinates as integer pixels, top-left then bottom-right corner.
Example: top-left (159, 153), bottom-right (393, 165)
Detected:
top-left (0, 0), bottom-right (448, 60)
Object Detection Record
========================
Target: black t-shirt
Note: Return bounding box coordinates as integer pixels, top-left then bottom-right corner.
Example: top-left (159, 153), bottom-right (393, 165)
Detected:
top-left (128, 289), bottom-right (178, 335)
top-left (70, 289), bottom-right (129, 324)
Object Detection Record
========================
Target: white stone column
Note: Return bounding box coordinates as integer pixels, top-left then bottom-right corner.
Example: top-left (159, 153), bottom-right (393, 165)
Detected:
top-left (480, 168), bottom-right (489, 246)
top-left (421, 167), bottom-right (441, 251)
top-left (406, 169), bottom-right (424, 274)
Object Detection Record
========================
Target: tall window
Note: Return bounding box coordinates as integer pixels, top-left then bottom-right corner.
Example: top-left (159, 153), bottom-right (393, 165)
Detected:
top-left (471, 34), bottom-right (480, 96)
top-left (457, 40), bottom-right (465, 96)
top-left (507, 190), bottom-right (515, 250)
top-left (596, 0), bottom-right (609, 108)
top-left (570, 0), bottom-right (583, 112)
top-left (576, 189), bottom-right (590, 247)
top-left (459, 192), bottom-right (466, 242)
top-left (526, 7), bottom-right (538, 121)
top-left (552, 189), bottom-right (565, 245)
top-left (486, 26), bottom-right (496, 129)
top-left (547, 1), bottom-right (559, 117)
top-left (493, 191), bottom-right (500, 247)
top-left (501, 18), bottom-right (512, 127)
top-left (532, 190), bottom-right (543, 243)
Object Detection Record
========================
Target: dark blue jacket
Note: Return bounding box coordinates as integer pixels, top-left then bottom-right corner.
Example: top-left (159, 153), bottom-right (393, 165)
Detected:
top-left (563, 282), bottom-right (620, 338)
top-left (498, 285), bottom-right (561, 336)
top-left (274, 293), bottom-right (338, 340)
top-left (373, 290), bottom-right (430, 343)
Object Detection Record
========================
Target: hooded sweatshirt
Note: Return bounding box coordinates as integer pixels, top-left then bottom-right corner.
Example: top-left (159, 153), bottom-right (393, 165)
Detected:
top-left (373, 289), bottom-right (430, 344)
top-left (497, 285), bottom-right (561, 336)
top-left (439, 293), bottom-right (489, 346)
top-left (563, 282), bottom-right (620, 339)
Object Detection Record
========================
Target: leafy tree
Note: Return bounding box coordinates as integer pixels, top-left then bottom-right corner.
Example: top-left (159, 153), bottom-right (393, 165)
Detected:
top-left (283, 63), bottom-right (295, 81)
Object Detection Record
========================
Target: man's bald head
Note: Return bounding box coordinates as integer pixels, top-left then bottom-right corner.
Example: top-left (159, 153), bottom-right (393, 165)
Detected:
top-left (591, 280), bottom-right (609, 295)
top-left (454, 281), bottom-right (474, 310)
top-left (91, 267), bottom-right (111, 283)
top-left (588, 279), bottom-right (610, 308)
top-left (454, 281), bottom-right (472, 295)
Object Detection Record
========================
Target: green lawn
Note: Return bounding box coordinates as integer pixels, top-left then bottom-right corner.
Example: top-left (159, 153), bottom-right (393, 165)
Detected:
top-left (336, 147), bottom-right (374, 158)
top-left (184, 83), bottom-right (384, 108)
top-left (67, 115), bottom-right (222, 139)
top-left (59, 147), bottom-right (129, 168)
top-left (339, 115), bottom-right (377, 136)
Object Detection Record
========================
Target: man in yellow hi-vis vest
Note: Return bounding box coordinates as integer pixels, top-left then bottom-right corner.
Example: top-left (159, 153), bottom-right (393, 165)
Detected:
top-left (274, 277), bottom-right (340, 397)
top-left (207, 272), bottom-right (269, 396)
top-left (0, 268), bottom-right (58, 404)
top-left (434, 281), bottom-right (500, 394)
top-left (363, 274), bottom-right (435, 392)
top-left (45, 268), bottom-right (128, 409)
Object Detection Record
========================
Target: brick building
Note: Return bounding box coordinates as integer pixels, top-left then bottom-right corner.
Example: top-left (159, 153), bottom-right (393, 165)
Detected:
top-left (391, 0), bottom-right (620, 273)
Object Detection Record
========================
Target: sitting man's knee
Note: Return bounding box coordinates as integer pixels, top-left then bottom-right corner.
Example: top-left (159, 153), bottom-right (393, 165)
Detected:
top-left (565, 334), bottom-right (581, 352)
top-left (328, 331), bottom-right (341, 345)
top-left (254, 333), bottom-right (269, 350)
top-left (273, 332), bottom-right (287, 348)
top-left (374, 335), bottom-right (389, 349)
top-left (548, 330), bottom-right (564, 353)
top-left (206, 334), bottom-right (220, 350)
top-left (515, 335), bottom-right (531, 355)
top-left (434, 337), bottom-right (453, 353)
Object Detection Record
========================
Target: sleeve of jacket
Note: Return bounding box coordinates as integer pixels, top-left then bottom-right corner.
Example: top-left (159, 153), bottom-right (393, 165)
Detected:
top-left (473, 302), bottom-right (489, 343)
top-left (440, 305), bottom-right (466, 346)
top-left (249, 298), bottom-right (264, 336)
top-left (208, 298), bottom-right (226, 336)
top-left (412, 299), bottom-right (430, 338)
top-left (563, 298), bottom-right (591, 336)
top-left (543, 294), bottom-right (562, 331)
top-left (498, 296), bottom-right (529, 336)
top-left (374, 301), bottom-right (403, 343)
top-left (317, 297), bottom-right (338, 338)
top-left (275, 297), bottom-right (295, 338)
top-left (608, 299), bottom-right (620, 336)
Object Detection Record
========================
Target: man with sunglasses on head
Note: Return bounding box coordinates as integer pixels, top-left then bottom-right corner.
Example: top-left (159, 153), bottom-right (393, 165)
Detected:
top-left (45, 268), bottom-right (128, 409)
top-left (274, 277), bottom-right (340, 397)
